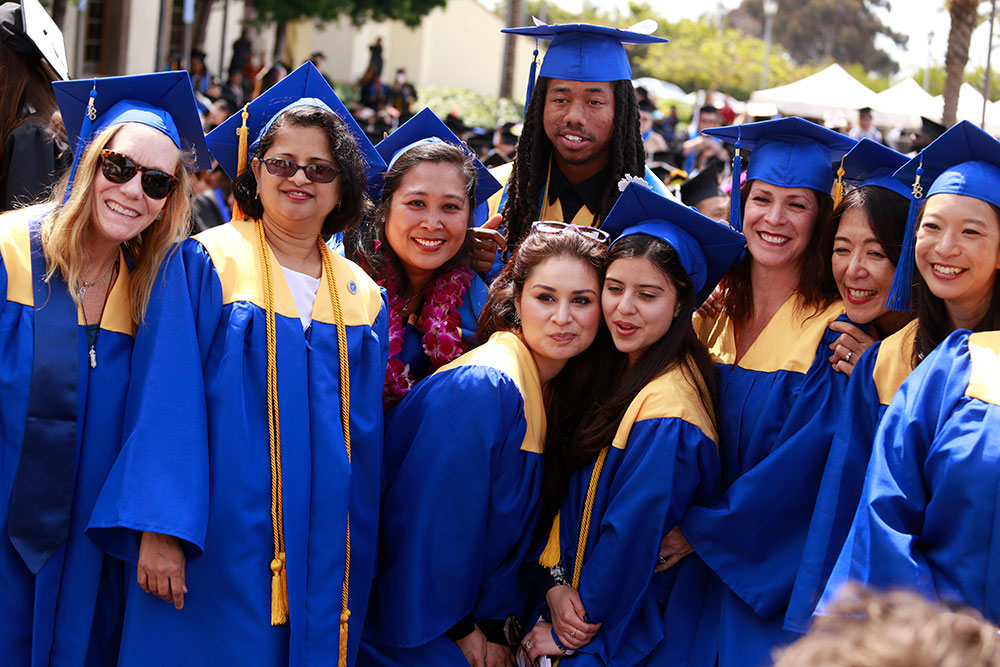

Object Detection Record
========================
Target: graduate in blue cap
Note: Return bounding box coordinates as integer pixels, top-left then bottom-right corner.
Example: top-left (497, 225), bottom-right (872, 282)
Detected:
top-left (86, 61), bottom-right (389, 666)
top-left (519, 182), bottom-right (743, 666)
top-left (344, 107), bottom-right (500, 409)
top-left (784, 138), bottom-right (916, 634)
top-left (0, 69), bottom-right (208, 665)
top-left (817, 120), bottom-right (1000, 624)
top-left (471, 20), bottom-right (669, 279)
top-left (679, 117), bottom-right (856, 666)
top-left (359, 221), bottom-right (607, 667)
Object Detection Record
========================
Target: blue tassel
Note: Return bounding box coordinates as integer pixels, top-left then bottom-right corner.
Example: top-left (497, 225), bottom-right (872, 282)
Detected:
top-left (524, 45), bottom-right (539, 115)
top-left (729, 131), bottom-right (742, 232)
top-left (884, 158), bottom-right (923, 313)
top-left (63, 83), bottom-right (98, 204)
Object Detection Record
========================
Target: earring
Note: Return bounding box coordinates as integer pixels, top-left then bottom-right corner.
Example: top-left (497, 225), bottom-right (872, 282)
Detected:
top-left (156, 213), bottom-right (163, 220)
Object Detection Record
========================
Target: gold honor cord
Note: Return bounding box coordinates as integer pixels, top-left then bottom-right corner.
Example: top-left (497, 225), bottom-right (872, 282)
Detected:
top-left (254, 228), bottom-right (354, 667)
top-left (318, 240), bottom-right (354, 667)
top-left (552, 445), bottom-right (609, 667)
top-left (255, 220), bottom-right (288, 625)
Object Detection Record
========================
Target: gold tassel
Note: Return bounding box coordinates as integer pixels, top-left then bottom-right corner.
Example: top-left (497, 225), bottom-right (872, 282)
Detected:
top-left (339, 610), bottom-right (351, 667)
top-left (833, 156), bottom-right (846, 210)
top-left (233, 103), bottom-right (251, 222)
top-left (538, 512), bottom-right (561, 568)
top-left (270, 553), bottom-right (288, 625)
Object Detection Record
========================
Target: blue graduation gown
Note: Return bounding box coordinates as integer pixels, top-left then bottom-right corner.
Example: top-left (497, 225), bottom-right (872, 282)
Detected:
top-left (87, 220), bottom-right (389, 666)
top-left (397, 273), bottom-right (488, 381)
top-left (819, 329), bottom-right (1000, 623)
top-left (784, 319), bottom-right (917, 632)
top-left (683, 295), bottom-right (849, 667)
top-left (544, 361), bottom-right (721, 666)
top-left (0, 207), bottom-right (132, 666)
top-left (359, 331), bottom-right (546, 666)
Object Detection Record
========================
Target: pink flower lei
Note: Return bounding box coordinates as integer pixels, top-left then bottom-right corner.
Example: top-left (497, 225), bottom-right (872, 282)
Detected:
top-left (376, 246), bottom-right (474, 409)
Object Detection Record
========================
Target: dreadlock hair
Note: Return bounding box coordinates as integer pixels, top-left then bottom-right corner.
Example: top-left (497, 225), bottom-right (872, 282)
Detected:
top-left (502, 76), bottom-right (646, 251)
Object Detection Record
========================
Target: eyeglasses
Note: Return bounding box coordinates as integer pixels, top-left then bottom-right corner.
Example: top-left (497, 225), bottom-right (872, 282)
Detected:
top-left (260, 157), bottom-right (342, 184)
top-left (99, 150), bottom-right (179, 200)
top-left (531, 220), bottom-right (609, 244)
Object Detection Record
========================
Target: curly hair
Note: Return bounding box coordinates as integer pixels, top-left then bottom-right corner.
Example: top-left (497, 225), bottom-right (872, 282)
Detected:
top-left (501, 77), bottom-right (646, 251)
top-left (232, 104), bottom-right (370, 235)
top-left (773, 583), bottom-right (1000, 667)
top-left (347, 140), bottom-right (477, 294)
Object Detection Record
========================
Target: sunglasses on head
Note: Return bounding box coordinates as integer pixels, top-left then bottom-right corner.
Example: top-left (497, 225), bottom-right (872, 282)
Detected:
top-left (99, 150), bottom-right (179, 200)
top-left (531, 220), bottom-right (610, 244)
top-left (260, 157), bottom-right (342, 184)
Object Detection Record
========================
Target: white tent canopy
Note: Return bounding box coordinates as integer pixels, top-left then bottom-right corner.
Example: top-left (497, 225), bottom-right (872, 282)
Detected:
top-left (749, 63), bottom-right (877, 120)
top-left (871, 78), bottom-right (940, 129)
top-left (929, 83), bottom-right (1000, 135)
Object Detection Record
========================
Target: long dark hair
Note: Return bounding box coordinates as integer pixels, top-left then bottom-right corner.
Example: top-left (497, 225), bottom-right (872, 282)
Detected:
top-left (478, 231), bottom-right (618, 507)
top-left (232, 104), bottom-right (370, 235)
top-left (347, 141), bottom-right (477, 294)
top-left (723, 179), bottom-right (839, 320)
top-left (501, 77), bottom-right (646, 251)
top-left (912, 199), bottom-right (1000, 365)
top-left (832, 185), bottom-right (909, 267)
top-left (541, 234), bottom-right (720, 517)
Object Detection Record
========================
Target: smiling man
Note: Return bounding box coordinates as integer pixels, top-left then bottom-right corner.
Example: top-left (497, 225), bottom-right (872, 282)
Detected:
top-left (475, 22), bottom-right (670, 273)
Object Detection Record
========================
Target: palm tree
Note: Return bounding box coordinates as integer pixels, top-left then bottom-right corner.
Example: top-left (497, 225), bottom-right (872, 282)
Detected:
top-left (942, 0), bottom-right (982, 127)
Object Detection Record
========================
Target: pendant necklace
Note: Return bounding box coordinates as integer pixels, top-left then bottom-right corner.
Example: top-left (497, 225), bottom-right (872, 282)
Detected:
top-left (79, 256), bottom-right (119, 368)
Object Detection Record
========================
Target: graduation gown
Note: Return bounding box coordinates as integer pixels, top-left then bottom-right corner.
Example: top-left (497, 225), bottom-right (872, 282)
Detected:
top-left (819, 329), bottom-right (1000, 623)
top-left (542, 361), bottom-right (721, 666)
top-left (359, 331), bottom-right (546, 666)
top-left (87, 220), bottom-right (389, 666)
top-left (397, 273), bottom-right (488, 381)
top-left (683, 295), bottom-right (849, 667)
top-left (0, 206), bottom-right (131, 665)
top-left (784, 319), bottom-right (917, 632)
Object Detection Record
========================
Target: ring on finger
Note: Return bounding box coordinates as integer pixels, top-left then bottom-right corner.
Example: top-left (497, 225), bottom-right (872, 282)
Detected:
top-left (570, 630), bottom-right (576, 639)
top-left (657, 553), bottom-right (668, 565)
top-left (523, 639), bottom-right (532, 650)
top-left (845, 351), bottom-right (854, 363)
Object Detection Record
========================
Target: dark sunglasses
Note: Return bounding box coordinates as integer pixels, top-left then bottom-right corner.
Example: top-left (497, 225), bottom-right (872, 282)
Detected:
top-left (260, 157), bottom-right (342, 184)
top-left (99, 150), bottom-right (179, 200)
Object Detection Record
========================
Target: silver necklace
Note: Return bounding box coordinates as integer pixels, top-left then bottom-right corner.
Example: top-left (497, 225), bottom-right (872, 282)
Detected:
top-left (77, 256), bottom-right (119, 300)
top-left (80, 256), bottom-right (119, 368)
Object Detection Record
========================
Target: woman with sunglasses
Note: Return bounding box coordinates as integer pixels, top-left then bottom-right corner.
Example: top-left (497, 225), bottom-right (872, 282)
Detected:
top-left (360, 224), bottom-right (607, 667)
top-left (667, 118), bottom-right (856, 667)
top-left (87, 64), bottom-right (388, 665)
top-left (347, 108), bottom-right (500, 410)
top-left (520, 184), bottom-right (743, 666)
top-left (0, 71), bottom-right (206, 665)
top-left (815, 121), bottom-right (1000, 624)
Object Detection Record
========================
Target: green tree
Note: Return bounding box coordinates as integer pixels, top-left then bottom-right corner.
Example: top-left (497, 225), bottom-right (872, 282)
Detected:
top-left (248, 0), bottom-right (446, 27)
top-left (727, 0), bottom-right (906, 75)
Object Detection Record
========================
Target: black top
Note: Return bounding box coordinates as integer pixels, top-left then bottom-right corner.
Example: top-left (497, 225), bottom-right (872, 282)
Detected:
top-left (2, 118), bottom-right (71, 211)
top-left (546, 161), bottom-right (610, 222)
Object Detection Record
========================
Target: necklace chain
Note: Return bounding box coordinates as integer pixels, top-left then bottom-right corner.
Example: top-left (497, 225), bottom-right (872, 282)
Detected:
top-left (77, 255), bottom-right (119, 300)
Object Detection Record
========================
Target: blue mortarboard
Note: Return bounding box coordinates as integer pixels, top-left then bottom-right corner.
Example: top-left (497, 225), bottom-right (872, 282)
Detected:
top-left (602, 182), bottom-right (746, 303)
top-left (503, 19), bottom-right (667, 110)
top-left (839, 138), bottom-right (911, 199)
top-left (206, 61), bottom-right (384, 184)
top-left (52, 70), bottom-right (212, 201)
top-left (372, 107), bottom-right (501, 209)
top-left (885, 120), bottom-right (1000, 312)
top-left (704, 117), bottom-right (857, 232)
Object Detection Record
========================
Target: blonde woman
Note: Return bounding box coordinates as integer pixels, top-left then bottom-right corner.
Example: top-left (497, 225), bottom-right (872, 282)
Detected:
top-left (0, 70), bottom-right (208, 665)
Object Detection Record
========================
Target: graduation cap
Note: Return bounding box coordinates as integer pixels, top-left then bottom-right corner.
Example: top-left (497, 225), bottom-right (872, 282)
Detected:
top-left (703, 117), bottom-right (857, 232)
top-left (206, 61), bottom-right (384, 185)
top-left (680, 162), bottom-right (725, 208)
top-left (602, 181), bottom-right (746, 303)
top-left (52, 70), bottom-right (212, 200)
top-left (502, 19), bottom-right (668, 110)
top-left (885, 120), bottom-right (1000, 312)
top-left (372, 107), bottom-right (501, 209)
top-left (838, 138), bottom-right (911, 200)
top-left (0, 0), bottom-right (68, 80)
